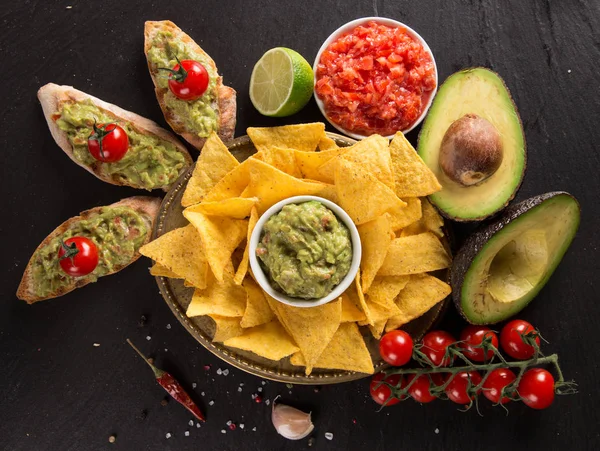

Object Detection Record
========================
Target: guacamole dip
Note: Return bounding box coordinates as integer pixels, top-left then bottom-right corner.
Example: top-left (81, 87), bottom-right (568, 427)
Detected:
top-left (55, 99), bottom-right (187, 190)
top-left (146, 30), bottom-right (219, 137)
top-left (31, 206), bottom-right (148, 298)
top-left (257, 201), bottom-right (352, 299)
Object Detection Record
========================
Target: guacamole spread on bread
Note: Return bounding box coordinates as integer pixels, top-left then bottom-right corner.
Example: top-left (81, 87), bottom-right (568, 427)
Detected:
top-left (55, 99), bottom-right (186, 190)
top-left (257, 201), bottom-right (352, 299)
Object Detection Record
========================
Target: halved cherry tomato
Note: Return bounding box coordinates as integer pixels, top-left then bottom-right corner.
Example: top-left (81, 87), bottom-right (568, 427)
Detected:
top-left (500, 320), bottom-right (541, 360)
top-left (58, 236), bottom-right (99, 277)
top-left (369, 372), bottom-right (406, 406)
top-left (88, 123), bottom-right (129, 162)
top-left (421, 331), bottom-right (456, 366)
top-left (407, 373), bottom-right (443, 404)
top-left (379, 330), bottom-right (413, 366)
top-left (482, 368), bottom-right (516, 404)
top-left (164, 59), bottom-right (209, 101)
top-left (459, 326), bottom-right (499, 362)
top-left (445, 371), bottom-right (482, 405)
top-left (518, 368), bottom-right (555, 409)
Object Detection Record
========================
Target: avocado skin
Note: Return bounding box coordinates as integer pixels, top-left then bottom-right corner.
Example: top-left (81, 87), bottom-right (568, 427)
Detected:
top-left (451, 191), bottom-right (580, 324)
top-left (418, 67), bottom-right (527, 222)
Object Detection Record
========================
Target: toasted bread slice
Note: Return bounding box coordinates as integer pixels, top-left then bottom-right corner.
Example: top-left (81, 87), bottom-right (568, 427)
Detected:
top-left (17, 196), bottom-right (161, 304)
top-left (144, 20), bottom-right (237, 149)
top-left (38, 83), bottom-right (192, 191)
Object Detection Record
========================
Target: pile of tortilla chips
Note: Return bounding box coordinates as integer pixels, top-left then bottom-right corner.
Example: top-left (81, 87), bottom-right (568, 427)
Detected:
top-left (140, 123), bottom-right (452, 376)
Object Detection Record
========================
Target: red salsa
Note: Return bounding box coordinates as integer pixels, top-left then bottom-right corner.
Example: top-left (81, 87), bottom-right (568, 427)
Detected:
top-left (315, 21), bottom-right (436, 136)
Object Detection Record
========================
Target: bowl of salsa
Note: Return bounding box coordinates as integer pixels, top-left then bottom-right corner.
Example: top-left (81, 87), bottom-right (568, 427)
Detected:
top-left (313, 17), bottom-right (438, 139)
top-left (249, 196), bottom-right (361, 308)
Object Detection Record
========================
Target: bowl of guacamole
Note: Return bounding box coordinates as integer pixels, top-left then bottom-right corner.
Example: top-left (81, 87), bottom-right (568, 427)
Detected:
top-left (249, 196), bottom-right (361, 308)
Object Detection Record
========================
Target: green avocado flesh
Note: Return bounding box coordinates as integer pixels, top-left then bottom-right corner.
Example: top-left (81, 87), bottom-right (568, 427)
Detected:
top-left (56, 100), bottom-right (186, 190)
top-left (31, 206), bottom-right (148, 298)
top-left (418, 68), bottom-right (526, 220)
top-left (146, 31), bottom-right (218, 137)
top-left (457, 193), bottom-right (580, 324)
top-left (257, 201), bottom-right (352, 299)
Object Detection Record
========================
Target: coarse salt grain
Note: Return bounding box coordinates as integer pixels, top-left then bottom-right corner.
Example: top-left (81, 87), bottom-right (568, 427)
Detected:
top-left (209, 400), bottom-right (215, 406)
top-left (265, 399), bottom-right (270, 406)
top-left (257, 387), bottom-right (263, 392)
top-left (261, 381), bottom-right (266, 385)
top-left (192, 383), bottom-right (197, 389)
top-left (226, 420), bottom-right (232, 426)
top-left (221, 429), bottom-right (226, 434)
top-left (196, 423), bottom-right (201, 428)
top-left (93, 343), bottom-right (100, 347)
top-left (325, 432), bottom-right (333, 440)
top-left (201, 392), bottom-right (205, 396)
top-left (146, 335), bottom-right (151, 341)
top-left (165, 433), bottom-right (171, 439)
top-left (217, 368), bottom-right (223, 375)
top-left (435, 428), bottom-right (440, 434)
top-left (252, 427), bottom-right (257, 432)
top-left (240, 424), bottom-right (245, 429)
top-left (189, 420), bottom-right (194, 426)
top-left (223, 369), bottom-right (229, 376)
top-left (184, 431), bottom-right (190, 437)
top-left (166, 324), bottom-right (171, 329)
top-left (240, 383), bottom-right (244, 387)
top-left (238, 387), bottom-right (243, 392)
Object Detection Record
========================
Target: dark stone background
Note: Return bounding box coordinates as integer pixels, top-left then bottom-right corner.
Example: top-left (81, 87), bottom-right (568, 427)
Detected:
top-left (1, 1), bottom-right (599, 450)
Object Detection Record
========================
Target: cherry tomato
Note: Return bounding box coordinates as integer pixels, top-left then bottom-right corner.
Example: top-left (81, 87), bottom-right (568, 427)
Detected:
top-left (58, 236), bottom-right (99, 277)
top-left (421, 331), bottom-right (456, 366)
top-left (166, 59), bottom-right (209, 100)
top-left (379, 330), bottom-right (413, 366)
top-left (500, 320), bottom-right (541, 360)
top-left (483, 368), bottom-right (516, 404)
top-left (445, 371), bottom-right (482, 405)
top-left (518, 368), bottom-right (555, 409)
top-left (369, 372), bottom-right (406, 406)
top-left (88, 123), bottom-right (129, 162)
top-left (459, 326), bottom-right (499, 362)
top-left (407, 373), bottom-right (443, 404)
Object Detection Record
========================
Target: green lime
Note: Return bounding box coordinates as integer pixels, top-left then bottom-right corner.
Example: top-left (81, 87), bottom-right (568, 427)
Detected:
top-left (249, 47), bottom-right (314, 117)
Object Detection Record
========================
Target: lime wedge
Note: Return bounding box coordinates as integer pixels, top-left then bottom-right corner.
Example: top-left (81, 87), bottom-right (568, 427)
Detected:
top-left (249, 47), bottom-right (314, 117)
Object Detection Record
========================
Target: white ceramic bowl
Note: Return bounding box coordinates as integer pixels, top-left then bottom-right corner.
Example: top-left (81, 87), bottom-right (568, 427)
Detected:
top-left (249, 196), bottom-right (361, 308)
top-left (313, 16), bottom-right (438, 140)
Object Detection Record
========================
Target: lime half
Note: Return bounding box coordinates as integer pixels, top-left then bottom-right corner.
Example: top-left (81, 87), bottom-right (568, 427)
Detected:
top-left (249, 47), bottom-right (314, 117)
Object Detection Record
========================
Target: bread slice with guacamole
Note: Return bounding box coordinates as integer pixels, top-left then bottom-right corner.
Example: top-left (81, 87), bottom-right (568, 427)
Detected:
top-left (17, 196), bottom-right (161, 304)
top-left (38, 83), bottom-right (193, 191)
top-left (144, 20), bottom-right (237, 150)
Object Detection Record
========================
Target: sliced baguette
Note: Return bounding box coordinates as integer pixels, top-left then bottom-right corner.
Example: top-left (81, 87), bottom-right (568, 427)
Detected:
top-left (17, 196), bottom-right (161, 304)
top-left (144, 20), bottom-right (237, 150)
top-left (38, 83), bottom-right (193, 191)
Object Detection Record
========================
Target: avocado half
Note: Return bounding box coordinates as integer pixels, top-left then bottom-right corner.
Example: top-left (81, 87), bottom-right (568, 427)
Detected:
top-left (451, 192), bottom-right (580, 324)
top-left (418, 68), bottom-right (526, 221)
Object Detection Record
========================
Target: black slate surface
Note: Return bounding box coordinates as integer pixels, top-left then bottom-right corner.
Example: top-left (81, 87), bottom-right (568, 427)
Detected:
top-left (1, 1), bottom-right (599, 450)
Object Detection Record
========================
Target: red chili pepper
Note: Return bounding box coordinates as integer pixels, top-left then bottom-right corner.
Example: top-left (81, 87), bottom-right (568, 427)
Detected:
top-left (127, 339), bottom-right (205, 422)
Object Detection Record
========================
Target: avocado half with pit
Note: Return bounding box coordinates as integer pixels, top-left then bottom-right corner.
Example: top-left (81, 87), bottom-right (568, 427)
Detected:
top-left (452, 192), bottom-right (580, 324)
top-left (418, 68), bottom-right (526, 221)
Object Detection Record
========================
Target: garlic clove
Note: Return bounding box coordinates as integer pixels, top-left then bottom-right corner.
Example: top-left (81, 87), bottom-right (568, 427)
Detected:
top-left (271, 397), bottom-right (314, 440)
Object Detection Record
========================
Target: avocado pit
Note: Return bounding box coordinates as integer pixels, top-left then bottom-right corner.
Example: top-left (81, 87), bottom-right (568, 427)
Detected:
top-left (439, 114), bottom-right (503, 186)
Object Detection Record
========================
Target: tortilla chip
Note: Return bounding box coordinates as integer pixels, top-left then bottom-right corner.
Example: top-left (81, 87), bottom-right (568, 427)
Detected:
top-left (294, 148), bottom-right (347, 181)
top-left (368, 319), bottom-right (388, 340)
top-left (185, 197), bottom-right (258, 219)
top-left (248, 123), bottom-right (325, 153)
top-left (360, 299), bottom-right (400, 324)
top-left (318, 135), bottom-right (338, 150)
top-left (378, 232), bottom-right (451, 276)
top-left (358, 214), bottom-right (394, 293)
top-left (335, 158), bottom-right (406, 225)
top-left (388, 197), bottom-right (422, 231)
top-left (184, 211), bottom-right (248, 282)
top-left (315, 184), bottom-right (339, 204)
top-left (389, 132), bottom-right (442, 197)
top-left (240, 278), bottom-right (275, 328)
top-left (272, 298), bottom-right (342, 375)
top-left (186, 273), bottom-right (248, 318)
top-left (139, 224), bottom-right (209, 289)
top-left (233, 207), bottom-right (259, 284)
top-left (210, 315), bottom-right (245, 342)
top-left (401, 198), bottom-right (445, 238)
top-left (253, 147), bottom-right (302, 177)
top-left (149, 263), bottom-right (182, 279)
top-left (341, 292), bottom-right (366, 322)
top-left (203, 158), bottom-right (252, 202)
top-left (385, 274), bottom-right (451, 332)
top-left (348, 270), bottom-right (374, 326)
top-left (181, 132), bottom-right (240, 207)
top-left (290, 323), bottom-right (374, 374)
top-left (318, 135), bottom-right (394, 189)
top-left (244, 158), bottom-right (325, 214)
top-left (224, 321), bottom-right (300, 361)
top-left (366, 275), bottom-right (410, 310)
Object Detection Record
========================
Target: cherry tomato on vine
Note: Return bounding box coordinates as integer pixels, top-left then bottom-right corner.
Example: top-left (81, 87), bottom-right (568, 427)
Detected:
top-left (163, 59), bottom-right (209, 100)
top-left (58, 237), bottom-right (99, 277)
top-left (445, 371), bottom-right (482, 405)
top-left (459, 325), bottom-right (499, 362)
top-left (518, 368), bottom-right (555, 409)
top-left (421, 331), bottom-right (456, 366)
top-left (88, 123), bottom-right (129, 162)
top-left (379, 330), bottom-right (413, 366)
top-left (500, 319), bottom-right (541, 360)
top-left (482, 368), bottom-right (516, 404)
top-left (370, 372), bottom-right (406, 406)
top-left (407, 373), bottom-right (443, 404)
